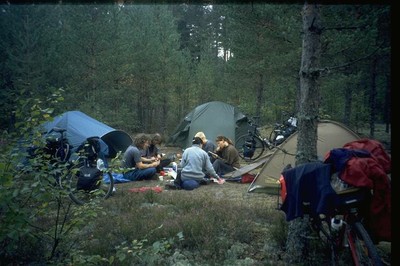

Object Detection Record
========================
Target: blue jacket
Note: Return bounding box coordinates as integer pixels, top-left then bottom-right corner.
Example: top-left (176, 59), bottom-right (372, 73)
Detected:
top-left (280, 162), bottom-right (336, 221)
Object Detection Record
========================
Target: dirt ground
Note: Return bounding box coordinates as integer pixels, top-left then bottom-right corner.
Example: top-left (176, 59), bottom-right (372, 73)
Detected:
top-left (114, 163), bottom-right (278, 207)
top-left (114, 144), bottom-right (278, 205)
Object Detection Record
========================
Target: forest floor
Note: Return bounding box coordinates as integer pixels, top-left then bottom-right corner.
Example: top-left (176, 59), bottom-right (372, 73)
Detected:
top-left (113, 124), bottom-right (391, 264)
top-left (112, 154), bottom-right (391, 265)
top-left (114, 125), bottom-right (391, 264)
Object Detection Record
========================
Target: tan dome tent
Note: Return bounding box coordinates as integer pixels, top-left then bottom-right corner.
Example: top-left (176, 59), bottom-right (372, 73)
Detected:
top-left (168, 101), bottom-right (251, 149)
top-left (248, 120), bottom-right (360, 193)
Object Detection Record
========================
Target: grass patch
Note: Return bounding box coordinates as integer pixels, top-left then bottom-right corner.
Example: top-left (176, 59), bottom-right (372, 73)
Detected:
top-left (70, 187), bottom-right (288, 265)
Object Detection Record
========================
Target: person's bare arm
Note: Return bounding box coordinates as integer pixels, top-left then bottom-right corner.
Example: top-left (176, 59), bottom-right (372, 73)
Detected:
top-left (141, 156), bottom-right (157, 163)
top-left (136, 160), bottom-right (160, 169)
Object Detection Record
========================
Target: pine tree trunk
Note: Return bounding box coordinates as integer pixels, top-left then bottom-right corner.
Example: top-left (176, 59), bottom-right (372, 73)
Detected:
top-left (369, 56), bottom-right (377, 138)
top-left (285, 2), bottom-right (322, 264)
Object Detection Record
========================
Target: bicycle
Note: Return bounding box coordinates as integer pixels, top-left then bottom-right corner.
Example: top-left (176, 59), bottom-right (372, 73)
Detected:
top-left (235, 116), bottom-right (297, 161)
top-left (279, 168), bottom-right (383, 266)
top-left (43, 127), bottom-right (72, 186)
top-left (44, 127), bottom-right (115, 205)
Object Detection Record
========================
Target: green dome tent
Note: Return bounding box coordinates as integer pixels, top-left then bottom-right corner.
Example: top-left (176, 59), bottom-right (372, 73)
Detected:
top-left (168, 101), bottom-right (251, 149)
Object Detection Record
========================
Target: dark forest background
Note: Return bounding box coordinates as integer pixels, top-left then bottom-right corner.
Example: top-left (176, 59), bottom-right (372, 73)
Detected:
top-left (0, 3), bottom-right (391, 139)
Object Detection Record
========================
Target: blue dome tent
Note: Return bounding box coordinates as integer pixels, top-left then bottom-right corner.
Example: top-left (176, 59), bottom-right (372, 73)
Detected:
top-left (41, 110), bottom-right (132, 159)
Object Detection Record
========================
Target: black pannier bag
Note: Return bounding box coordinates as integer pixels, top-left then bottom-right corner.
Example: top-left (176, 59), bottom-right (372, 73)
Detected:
top-left (243, 137), bottom-right (256, 158)
top-left (76, 166), bottom-right (102, 191)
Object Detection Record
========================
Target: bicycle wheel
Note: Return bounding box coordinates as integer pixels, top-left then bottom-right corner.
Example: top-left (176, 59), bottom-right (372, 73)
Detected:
top-left (67, 161), bottom-right (114, 205)
top-left (315, 219), bottom-right (341, 265)
top-left (235, 134), bottom-right (265, 161)
top-left (346, 222), bottom-right (382, 266)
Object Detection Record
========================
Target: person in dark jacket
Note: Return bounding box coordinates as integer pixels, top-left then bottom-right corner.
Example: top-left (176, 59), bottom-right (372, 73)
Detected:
top-left (211, 135), bottom-right (241, 176)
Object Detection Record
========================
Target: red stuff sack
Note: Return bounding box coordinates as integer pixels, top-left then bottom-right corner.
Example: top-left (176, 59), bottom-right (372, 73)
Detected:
top-left (241, 173), bottom-right (255, 183)
top-left (279, 174), bottom-right (287, 204)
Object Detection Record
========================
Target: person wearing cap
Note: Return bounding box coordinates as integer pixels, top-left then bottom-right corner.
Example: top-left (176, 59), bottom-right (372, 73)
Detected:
top-left (167, 136), bottom-right (221, 190)
top-left (194, 131), bottom-right (217, 162)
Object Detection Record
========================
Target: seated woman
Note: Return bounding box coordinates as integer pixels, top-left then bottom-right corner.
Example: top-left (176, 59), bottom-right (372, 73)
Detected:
top-left (211, 135), bottom-right (241, 176)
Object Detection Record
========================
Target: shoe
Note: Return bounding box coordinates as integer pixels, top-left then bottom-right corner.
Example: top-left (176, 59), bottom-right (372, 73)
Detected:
top-left (199, 178), bottom-right (211, 185)
top-left (151, 173), bottom-right (159, 180)
top-left (165, 181), bottom-right (181, 190)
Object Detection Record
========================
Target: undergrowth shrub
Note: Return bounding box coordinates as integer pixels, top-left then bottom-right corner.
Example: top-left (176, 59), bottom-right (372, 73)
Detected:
top-left (85, 189), bottom-right (287, 265)
top-left (0, 93), bottom-right (112, 265)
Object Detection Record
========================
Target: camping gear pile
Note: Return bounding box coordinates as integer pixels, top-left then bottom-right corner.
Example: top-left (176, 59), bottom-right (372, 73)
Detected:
top-left (279, 138), bottom-right (391, 242)
top-left (270, 116), bottom-right (297, 146)
top-left (34, 111), bottom-right (133, 187)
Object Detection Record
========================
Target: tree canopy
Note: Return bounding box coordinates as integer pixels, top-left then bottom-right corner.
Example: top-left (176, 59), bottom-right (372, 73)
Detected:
top-left (0, 3), bottom-right (391, 137)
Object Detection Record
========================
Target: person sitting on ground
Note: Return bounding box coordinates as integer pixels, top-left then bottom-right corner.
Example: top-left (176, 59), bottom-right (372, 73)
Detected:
top-left (142, 133), bottom-right (172, 172)
top-left (170, 136), bottom-right (222, 190)
top-left (122, 133), bottom-right (160, 181)
top-left (194, 131), bottom-right (217, 162)
top-left (211, 135), bottom-right (241, 176)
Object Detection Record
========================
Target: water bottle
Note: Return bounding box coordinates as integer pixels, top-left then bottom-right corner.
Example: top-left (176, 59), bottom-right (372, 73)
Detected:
top-left (97, 158), bottom-right (106, 171)
top-left (331, 217), bottom-right (343, 231)
top-left (331, 173), bottom-right (348, 191)
top-left (338, 180), bottom-right (349, 191)
top-left (172, 162), bottom-right (178, 173)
